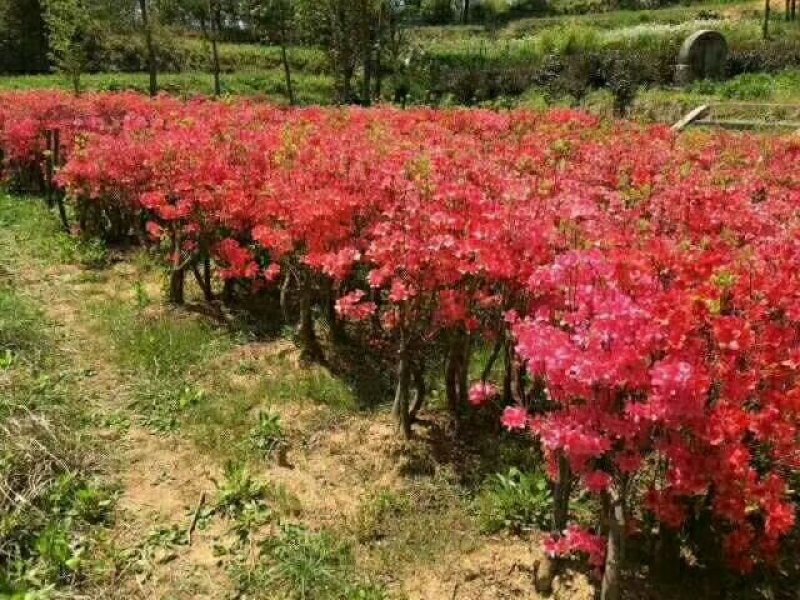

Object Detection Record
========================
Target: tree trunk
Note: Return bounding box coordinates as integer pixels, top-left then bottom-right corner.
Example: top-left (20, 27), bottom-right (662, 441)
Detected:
top-left (71, 70), bottom-right (81, 96)
top-left (169, 230), bottom-right (186, 305)
top-left (280, 41), bottom-right (296, 105)
top-left (392, 334), bottom-right (412, 438)
top-left (374, 37), bottom-right (383, 100)
top-left (211, 5), bottom-right (222, 98)
top-left (222, 279), bottom-right (235, 303)
top-left (45, 130), bottom-right (54, 207)
top-left (51, 130), bottom-right (69, 233)
top-left (298, 273), bottom-right (322, 363)
top-left (362, 49), bottom-right (372, 106)
top-left (535, 452), bottom-right (572, 594)
top-left (463, 0), bottom-right (471, 22)
top-left (280, 271), bottom-right (292, 322)
top-left (503, 339), bottom-right (514, 403)
top-left (362, 20), bottom-right (375, 107)
top-left (325, 281), bottom-right (344, 342)
top-left (459, 333), bottom-right (471, 407)
top-left (169, 267), bottom-right (186, 305)
top-left (601, 491), bottom-right (625, 600)
top-left (203, 255), bottom-right (212, 299)
top-left (139, 0), bottom-right (157, 97)
top-left (653, 525), bottom-right (682, 582)
top-left (192, 256), bottom-right (213, 302)
top-left (480, 337), bottom-right (504, 383)
top-left (445, 331), bottom-right (472, 427)
top-left (409, 365), bottom-right (426, 422)
top-left (553, 453), bottom-right (572, 531)
top-left (510, 352), bottom-right (527, 405)
top-left (764, 0), bottom-right (771, 39)
top-left (445, 335), bottom-right (463, 417)
top-left (343, 65), bottom-right (354, 104)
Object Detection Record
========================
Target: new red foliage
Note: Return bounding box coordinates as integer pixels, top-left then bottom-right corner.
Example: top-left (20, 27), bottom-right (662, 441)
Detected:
top-left (3, 91), bottom-right (799, 588)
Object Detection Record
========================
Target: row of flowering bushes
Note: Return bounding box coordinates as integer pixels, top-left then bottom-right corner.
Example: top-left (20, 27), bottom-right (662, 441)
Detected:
top-left (2, 90), bottom-right (800, 598)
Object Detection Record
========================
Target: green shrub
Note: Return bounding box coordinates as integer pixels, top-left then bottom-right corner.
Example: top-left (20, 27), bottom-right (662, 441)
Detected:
top-left (476, 467), bottom-right (552, 534)
top-left (727, 38), bottom-right (800, 77)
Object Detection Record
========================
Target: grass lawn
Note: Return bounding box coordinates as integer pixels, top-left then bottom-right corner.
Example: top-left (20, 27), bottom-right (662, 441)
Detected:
top-left (0, 69), bottom-right (336, 105)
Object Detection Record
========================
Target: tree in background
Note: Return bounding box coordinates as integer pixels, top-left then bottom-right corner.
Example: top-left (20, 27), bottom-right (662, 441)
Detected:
top-left (295, 0), bottom-right (406, 105)
top-left (42, 0), bottom-right (92, 93)
top-left (173, 0), bottom-right (224, 96)
top-left (0, 0), bottom-right (50, 73)
top-left (295, 0), bottom-right (359, 102)
top-left (251, 0), bottom-right (296, 104)
top-left (138, 0), bottom-right (158, 95)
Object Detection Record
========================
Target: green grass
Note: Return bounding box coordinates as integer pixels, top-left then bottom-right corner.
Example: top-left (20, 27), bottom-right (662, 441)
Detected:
top-left (0, 69), bottom-right (336, 104)
top-left (92, 295), bottom-right (235, 435)
top-left (204, 41), bottom-right (328, 75)
top-left (613, 69), bottom-right (800, 124)
top-left (185, 349), bottom-right (358, 462)
top-left (99, 303), bottom-right (230, 378)
top-left (690, 69), bottom-right (800, 101)
top-left (235, 523), bottom-right (389, 600)
top-left (88, 259), bottom-right (357, 462)
top-left (354, 476), bottom-right (478, 578)
top-left (0, 283), bottom-right (48, 365)
top-left (421, 12), bottom-right (796, 67)
top-left (0, 195), bottom-right (76, 268)
top-left (473, 67), bottom-right (800, 124)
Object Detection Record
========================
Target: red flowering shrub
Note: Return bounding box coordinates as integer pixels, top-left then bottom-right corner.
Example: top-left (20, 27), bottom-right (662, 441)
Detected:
top-left (2, 91), bottom-right (799, 597)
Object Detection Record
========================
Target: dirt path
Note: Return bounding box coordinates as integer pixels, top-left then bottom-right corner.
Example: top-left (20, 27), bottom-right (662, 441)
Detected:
top-left (12, 261), bottom-right (231, 599)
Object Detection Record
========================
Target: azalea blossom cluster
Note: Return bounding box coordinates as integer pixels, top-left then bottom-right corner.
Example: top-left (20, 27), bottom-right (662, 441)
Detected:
top-left (2, 91), bottom-right (800, 586)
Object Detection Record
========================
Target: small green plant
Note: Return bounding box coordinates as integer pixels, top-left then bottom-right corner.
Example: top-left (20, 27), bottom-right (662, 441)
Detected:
top-left (34, 524), bottom-right (80, 580)
top-left (133, 280), bottom-right (151, 309)
top-left (124, 523), bottom-right (189, 576)
top-left (0, 473), bottom-right (114, 593)
top-left (248, 411), bottom-right (286, 459)
top-left (476, 467), bottom-right (552, 534)
top-left (137, 384), bottom-right (205, 434)
top-left (0, 349), bottom-right (15, 370)
top-left (48, 474), bottom-right (114, 524)
top-left (214, 463), bottom-right (273, 539)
